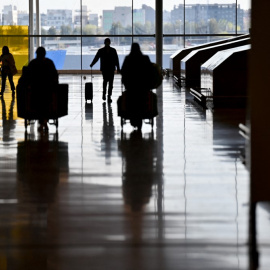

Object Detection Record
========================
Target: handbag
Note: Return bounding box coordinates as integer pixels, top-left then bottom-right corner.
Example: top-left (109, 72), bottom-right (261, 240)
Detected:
top-left (11, 64), bottom-right (18, 75)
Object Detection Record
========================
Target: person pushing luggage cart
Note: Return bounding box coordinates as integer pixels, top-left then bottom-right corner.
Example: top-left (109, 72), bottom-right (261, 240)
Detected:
top-left (27, 47), bottom-right (59, 132)
top-left (119, 43), bottom-right (160, 130)
top-left (90, 38), bottom-right (120, 103)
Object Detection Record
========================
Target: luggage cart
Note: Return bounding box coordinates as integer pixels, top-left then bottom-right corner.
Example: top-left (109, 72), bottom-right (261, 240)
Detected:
top-left (117, 90), bottom-right (158, 129)
top-left (17, 84), bottom-right (68, 131)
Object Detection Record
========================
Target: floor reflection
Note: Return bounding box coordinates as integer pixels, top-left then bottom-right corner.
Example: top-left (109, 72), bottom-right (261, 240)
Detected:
top-left (119, 131), bottom-right (157, 212)
top-left (119, 130), bottom-right (158, 245)
top-left (0, 75), bottom-right (265, 269)
top-left (3, 134), bottom-right (70, 269)
top-left (1, 95), bottom-right (16, 142)
top-left (17, 133), bottom-right (69, 203)
top-left (212, 108), bottom-right (246, 159)
top-left (85, 102), bottom-right (93, 121)
top-left (101, 102), bottom-right (116, 164)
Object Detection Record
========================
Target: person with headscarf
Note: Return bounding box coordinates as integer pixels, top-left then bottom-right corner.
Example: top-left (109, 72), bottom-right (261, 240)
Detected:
top-left (121, 43), bottom-right (153, 93)
top-left (27, 46), bottom-right (58, 132)
top-left (121, 43), bottom-right (154, 129)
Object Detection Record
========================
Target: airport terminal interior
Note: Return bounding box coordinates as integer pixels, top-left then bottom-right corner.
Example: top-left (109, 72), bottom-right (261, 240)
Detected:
top-left (1, 0), bottom-right (270, 269)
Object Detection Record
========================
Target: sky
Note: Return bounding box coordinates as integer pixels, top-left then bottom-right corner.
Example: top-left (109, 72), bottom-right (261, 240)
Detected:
top-left (4, 0), bottom-right (251, 15)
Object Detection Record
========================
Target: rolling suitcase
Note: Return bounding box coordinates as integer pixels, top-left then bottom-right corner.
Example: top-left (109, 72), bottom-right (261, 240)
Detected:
top-left (85, 69), bottom-right (93, 102)
top-left (57, 83), bottom-right (69, 118)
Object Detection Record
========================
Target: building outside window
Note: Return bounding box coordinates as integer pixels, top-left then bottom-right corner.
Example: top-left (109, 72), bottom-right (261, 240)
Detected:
top-left (0, 0), bottom-right (251, 70)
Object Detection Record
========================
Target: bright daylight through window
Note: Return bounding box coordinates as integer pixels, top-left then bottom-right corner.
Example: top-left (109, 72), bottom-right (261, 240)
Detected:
top-left (0, 0), bottom-right (250, 70)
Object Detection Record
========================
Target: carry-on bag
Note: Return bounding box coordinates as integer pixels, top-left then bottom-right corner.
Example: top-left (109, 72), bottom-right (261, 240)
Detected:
top-left (85, 68), bottom-right (93, 102)
top-left (56, 83), bottom-right (69, 118)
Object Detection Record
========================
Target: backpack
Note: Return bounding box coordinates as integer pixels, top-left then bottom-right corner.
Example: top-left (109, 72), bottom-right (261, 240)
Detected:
top-left (150, 63), bottom-right (163, 89)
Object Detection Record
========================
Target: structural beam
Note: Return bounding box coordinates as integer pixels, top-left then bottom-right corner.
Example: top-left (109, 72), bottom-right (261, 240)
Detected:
top-left (36, 0), bottom-right (41, 48)
top-left (156, 0), bottom-right (163, 69)
top-left (29, 0), bottom-right (34, 60)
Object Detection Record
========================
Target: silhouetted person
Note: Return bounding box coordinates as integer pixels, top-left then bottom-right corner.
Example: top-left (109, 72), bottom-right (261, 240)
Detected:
top-left (121, 43), bottom-right (153, 93)
top-left (121, 43), bottom-right (153, 129)
top-left (27, 47), bottom-right (58, 132)
top-left (17, 66), bottom-right (30, 91)
top-left (90, 38), bottom-right (120, 102)
top-left (0, 46), bottom-right (17, 96)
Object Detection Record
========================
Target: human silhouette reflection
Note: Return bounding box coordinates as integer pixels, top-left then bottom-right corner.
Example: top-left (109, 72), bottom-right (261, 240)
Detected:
top-left (101, 102), bottom-right (115, 164)
top-left (17, 133), bottom-right (69, 202)
top-left (11, 134), bottom-right (69, 269)
top-left (1, 95), bottom-right (16, 141)
top-left (119, 130), bottom-right (157, 212)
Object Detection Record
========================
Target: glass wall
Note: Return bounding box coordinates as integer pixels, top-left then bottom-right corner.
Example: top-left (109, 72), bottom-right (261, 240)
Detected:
top-left (0, 0), bottom-right (251, 69)
top-left (0, 26), bottom-right (29, 70)
top-left (184, 0), bottom-right (238, 35)
top-left (238, 0), bottom-right (251, 34)
top-left (133, 1), bottom-right (155, 35)
top-left (164, 0), bottom-right (251, 63)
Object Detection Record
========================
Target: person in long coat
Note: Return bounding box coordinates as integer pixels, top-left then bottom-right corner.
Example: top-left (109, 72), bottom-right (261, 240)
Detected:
top-left (27, 46), bottom-right (58, 132)
top-left (121, 43), bottom-right (153, 129)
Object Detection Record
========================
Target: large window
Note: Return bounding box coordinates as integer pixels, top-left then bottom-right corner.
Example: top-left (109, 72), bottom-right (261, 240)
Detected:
top-left (0, 0), bottom-right (251, 69)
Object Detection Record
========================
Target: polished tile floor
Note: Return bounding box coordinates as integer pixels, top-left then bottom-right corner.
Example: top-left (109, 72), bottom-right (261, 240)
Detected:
top-left (0, 74), bottom-right (269, 269)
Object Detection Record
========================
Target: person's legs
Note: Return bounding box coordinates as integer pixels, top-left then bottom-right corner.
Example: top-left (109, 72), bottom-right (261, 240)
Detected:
top-left (107, 73), bottom-right (114, 102)
top-left (38, 119), bottom-right (44, 132)
top-left (102, 73), bottom-right (108, 101)
top-left (38, 119), bottom-right (48, 132)
top-left (1, 72), bottom-right (7, 95)
top-left (7, 74), bottom-right (15, 94)
top-left (37, 92), bottom-right (50, 132)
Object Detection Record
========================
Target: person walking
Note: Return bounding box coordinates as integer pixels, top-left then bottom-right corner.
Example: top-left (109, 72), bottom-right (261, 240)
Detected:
top-left (90, 38), bottom-right (120, 102)
top-left (0, 46), bottom-right (17, 96)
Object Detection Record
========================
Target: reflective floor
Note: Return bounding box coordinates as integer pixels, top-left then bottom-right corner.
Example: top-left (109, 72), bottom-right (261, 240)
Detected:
top-left (0, 74), bottom-right (269, 269)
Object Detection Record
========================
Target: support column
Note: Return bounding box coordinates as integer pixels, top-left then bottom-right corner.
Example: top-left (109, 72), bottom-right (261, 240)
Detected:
top-left (155, 3), bottom-right (164, 234)
top-left (248, 0), bottom-right (270, 268)
top-left (248, 1), bottom-right (270, 206)
top-left (36, 0), bottom-right (41, 48)
top-left (29, 0), bottom-right (34, 60)
top-left (155, 0), bottom-right (163, 69)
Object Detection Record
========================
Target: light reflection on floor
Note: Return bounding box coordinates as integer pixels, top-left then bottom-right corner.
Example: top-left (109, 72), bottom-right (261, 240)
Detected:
top-left (0, 74), bottom-right (269, 269)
